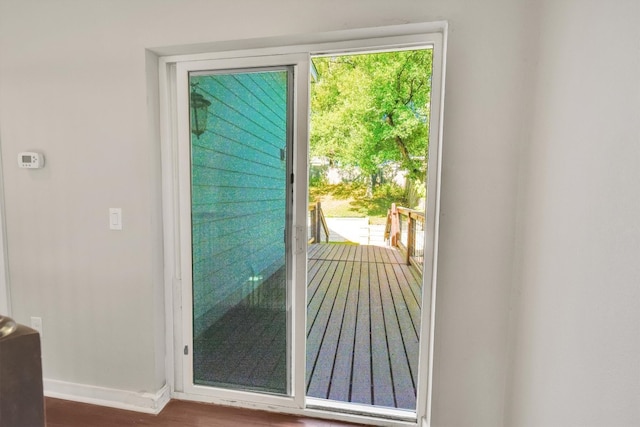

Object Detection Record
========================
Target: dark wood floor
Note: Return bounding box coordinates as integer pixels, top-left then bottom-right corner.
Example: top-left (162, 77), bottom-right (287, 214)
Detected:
top-left (45, 398), bottom-right (364, 426)
top-left (306, 244), bottom-right (422, 410)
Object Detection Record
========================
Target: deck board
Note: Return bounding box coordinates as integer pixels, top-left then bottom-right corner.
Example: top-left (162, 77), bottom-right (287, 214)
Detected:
top-left (234, 312), bottom-right (287, 388)
top-left (307, 258), bottom-right (336, 309)
top-left (369, 261), bottom-right (395, 408)
top-left (194, 306), bottom-right (287, 393)
top-left (308, 260), bottom-right (354, 398)
top-left (306, 259), bottom-right (347, 393)
top-left (328, 257), bottom-right (360, 402)
top-left (351, 259), bottom-right (372, 405)
top-left (386, 263), bottom-right (420, 378)
top-left (392, 263), bottom-right (422, 335)
top-left (378, 262), bottom-right (415, 409)
top-left (307, 243), bottom-right (422, 410)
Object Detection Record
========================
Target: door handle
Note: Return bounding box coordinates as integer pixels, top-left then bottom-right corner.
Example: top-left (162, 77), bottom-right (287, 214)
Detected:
top-left (295, 225), bottom-right (305, 254)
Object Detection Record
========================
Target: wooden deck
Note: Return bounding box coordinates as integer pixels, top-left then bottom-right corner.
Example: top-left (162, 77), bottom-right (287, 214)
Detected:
top-left (192, 243), bottom-right (422, 411)
top-left (193, 268), bottom-right (288, 394)
top-left (306, 243), bottom-right (422, 410)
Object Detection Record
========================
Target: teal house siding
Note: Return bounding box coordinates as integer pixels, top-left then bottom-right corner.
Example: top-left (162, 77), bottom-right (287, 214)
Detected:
top-left (190, 70), bottom-right (288, 338)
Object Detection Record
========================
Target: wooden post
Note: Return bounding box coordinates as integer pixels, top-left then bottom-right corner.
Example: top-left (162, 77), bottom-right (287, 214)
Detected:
top-left (384, 209), bottom-right (391, 243)
top-left (315, 201), bottom-right (322, 243)
top-left (310, 205), bottom-right (316, 243)
top-left (406, 214), bottom-right (414, 265)
top-left (390, 203), bottom-right (398, 247)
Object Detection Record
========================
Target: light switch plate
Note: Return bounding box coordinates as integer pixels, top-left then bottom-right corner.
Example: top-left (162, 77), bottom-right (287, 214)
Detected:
top-left (109, 208), bottom-right (122, 230)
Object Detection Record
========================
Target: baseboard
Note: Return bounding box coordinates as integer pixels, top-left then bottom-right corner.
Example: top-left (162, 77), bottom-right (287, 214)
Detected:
top-left (43, 379), bottom-right (171, 415)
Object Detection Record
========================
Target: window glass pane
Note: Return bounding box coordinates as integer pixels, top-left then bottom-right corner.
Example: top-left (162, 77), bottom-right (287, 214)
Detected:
top-left (190, 69), bottom-right (289, 395)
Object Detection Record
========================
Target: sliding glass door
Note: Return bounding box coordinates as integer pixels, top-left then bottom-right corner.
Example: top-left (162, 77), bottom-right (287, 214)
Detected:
top-left (167, 30), bottom-right (444, 424)
top-left (177, 55), bottom-right (308, 404)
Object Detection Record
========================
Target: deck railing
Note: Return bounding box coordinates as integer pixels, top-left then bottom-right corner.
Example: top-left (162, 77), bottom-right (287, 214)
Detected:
top-left (308, 201), bottom-right (330, 244)
top-left (385, 203), bottom-right (425, 273)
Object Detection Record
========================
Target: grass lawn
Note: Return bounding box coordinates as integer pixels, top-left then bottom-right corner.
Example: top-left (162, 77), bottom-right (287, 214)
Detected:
top-left (309, 183), bottom-right (407, 225)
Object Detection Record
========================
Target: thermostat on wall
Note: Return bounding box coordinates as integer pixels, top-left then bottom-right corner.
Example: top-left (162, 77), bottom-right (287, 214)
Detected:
top-left (18, 152), bottom-right (44, 169)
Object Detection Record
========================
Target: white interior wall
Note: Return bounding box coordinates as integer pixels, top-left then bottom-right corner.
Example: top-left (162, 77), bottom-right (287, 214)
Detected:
top-left (507, 1), bottom-right (640, 426)
top-left (2, 0), bottom-right (636, 426)
top-left (425, 2), bottom-right (531, 425)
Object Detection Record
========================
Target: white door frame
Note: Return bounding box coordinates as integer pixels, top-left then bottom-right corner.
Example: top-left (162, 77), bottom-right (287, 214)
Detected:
top-left (158, 22), bottom-right (447, 427)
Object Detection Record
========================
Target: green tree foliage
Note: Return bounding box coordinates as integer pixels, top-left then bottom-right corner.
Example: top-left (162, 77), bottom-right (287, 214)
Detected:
top-left (310, 50), bottom-right (432, 182)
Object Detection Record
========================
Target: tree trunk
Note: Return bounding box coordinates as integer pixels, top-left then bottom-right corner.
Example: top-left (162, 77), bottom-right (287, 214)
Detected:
top-left (404, 178), bottom-right (423, 209)
top-left (369, 172), bottom-right (379, 198)
top-left (386, 114), bottom-right (411, 164)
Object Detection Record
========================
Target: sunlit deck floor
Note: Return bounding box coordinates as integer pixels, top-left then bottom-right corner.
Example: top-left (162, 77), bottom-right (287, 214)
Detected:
top-left (306, 243), bottom-right (422, 410)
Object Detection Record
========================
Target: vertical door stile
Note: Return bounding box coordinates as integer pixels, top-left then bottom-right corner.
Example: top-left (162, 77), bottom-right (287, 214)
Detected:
top-left (292, 56), bottom-right (312, 410)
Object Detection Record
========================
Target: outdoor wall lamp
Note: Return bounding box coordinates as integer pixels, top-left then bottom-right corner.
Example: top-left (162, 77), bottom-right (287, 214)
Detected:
top-left (190, 84), bottom-right (211, 138)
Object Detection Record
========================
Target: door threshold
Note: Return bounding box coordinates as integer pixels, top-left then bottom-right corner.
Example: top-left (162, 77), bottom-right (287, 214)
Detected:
top-left (173, 392), bottom-right (419, 426)
top-left (305, 397), bottom-right (417, 424)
